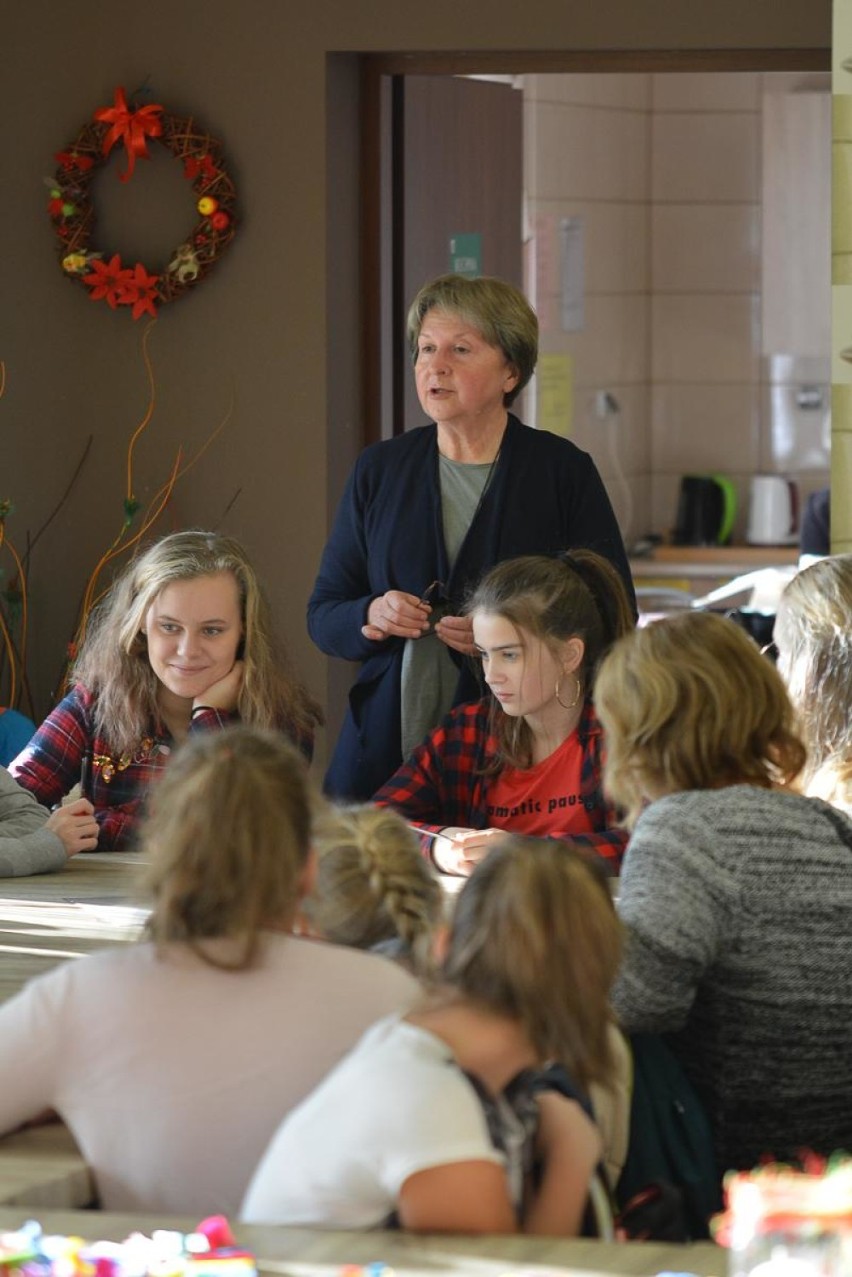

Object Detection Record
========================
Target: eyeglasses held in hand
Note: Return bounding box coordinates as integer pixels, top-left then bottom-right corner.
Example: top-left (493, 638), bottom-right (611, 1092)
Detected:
top-left (419, 580), bottom-right (447, 607)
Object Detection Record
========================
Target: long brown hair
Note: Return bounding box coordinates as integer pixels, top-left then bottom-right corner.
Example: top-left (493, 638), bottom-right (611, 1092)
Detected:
top-left (141, 725), bottom-right (314, 970)
top-left (596, 610), bottom-right (807, 828)
top-left (442, 837), bottom-right (622, 1090)
top-left (466, 551), bottom-right (635, 770)
top-left (74, 529), bottom-right (322, 755)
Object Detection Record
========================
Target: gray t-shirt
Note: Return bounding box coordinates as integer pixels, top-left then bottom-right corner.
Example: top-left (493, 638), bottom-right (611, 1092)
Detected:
top-left (399, 455), bottom-right (492, 760)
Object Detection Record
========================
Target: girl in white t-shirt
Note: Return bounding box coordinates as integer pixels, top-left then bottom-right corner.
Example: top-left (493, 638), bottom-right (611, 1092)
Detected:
top-left (242, 836), bottom-right (623, 1235)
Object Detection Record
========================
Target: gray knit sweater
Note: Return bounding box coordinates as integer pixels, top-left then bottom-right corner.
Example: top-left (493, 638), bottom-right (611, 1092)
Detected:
top-left (612, 785), bottom-right (852, 1173)
top-left (0, 767), bottom-right (65, 876)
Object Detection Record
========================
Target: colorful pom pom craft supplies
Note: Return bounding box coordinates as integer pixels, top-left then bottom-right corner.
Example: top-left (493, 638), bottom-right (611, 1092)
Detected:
top-left (0, 1217), bottom-right (256, 1277)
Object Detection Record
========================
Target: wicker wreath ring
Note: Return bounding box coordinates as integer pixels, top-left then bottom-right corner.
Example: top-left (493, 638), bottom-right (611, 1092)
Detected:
top-left (48, 87), bottom-right (238, 319)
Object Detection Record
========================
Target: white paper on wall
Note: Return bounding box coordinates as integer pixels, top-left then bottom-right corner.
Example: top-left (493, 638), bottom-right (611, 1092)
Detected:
top-left (560, 216), bottom-right (585, 332)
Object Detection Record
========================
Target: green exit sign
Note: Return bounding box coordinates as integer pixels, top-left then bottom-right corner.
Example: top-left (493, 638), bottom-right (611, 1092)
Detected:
top-left (449, 233), bottom-right (481, 277)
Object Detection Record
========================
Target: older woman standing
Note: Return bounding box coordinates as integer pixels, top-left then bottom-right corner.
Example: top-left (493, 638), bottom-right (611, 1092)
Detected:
top-left (309, 274), bottom-right (634, 799)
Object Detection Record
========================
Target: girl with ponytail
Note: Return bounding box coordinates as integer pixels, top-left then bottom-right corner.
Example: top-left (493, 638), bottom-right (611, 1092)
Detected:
top-left (374, 551), bottom-right (633, 876)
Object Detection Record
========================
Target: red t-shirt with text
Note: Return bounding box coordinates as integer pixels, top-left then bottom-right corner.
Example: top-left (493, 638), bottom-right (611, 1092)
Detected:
top-left (485, 731), bottom-right (596, 838)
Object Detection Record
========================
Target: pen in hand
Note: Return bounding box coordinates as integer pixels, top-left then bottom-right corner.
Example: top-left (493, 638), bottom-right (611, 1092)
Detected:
top-left (404, 821), bottom-right (439, 841)
top-left (79, 749), bottom-right (93, 802)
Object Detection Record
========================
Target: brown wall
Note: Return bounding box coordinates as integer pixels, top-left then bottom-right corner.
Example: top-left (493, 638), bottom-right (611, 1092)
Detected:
top-left (3, 0), bottom-right (830, 769)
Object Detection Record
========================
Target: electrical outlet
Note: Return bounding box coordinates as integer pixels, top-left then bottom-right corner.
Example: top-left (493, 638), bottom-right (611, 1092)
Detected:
top-left (594, 391), bottom-right (619, 419)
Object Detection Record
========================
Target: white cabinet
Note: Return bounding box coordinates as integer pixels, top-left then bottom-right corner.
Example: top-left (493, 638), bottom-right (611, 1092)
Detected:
top-left (761, 90), bottom-right (831, 357)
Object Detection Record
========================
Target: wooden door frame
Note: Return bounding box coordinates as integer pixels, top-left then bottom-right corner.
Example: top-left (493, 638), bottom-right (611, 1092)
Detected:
top-left (357, 46), bottom-right (829, 447)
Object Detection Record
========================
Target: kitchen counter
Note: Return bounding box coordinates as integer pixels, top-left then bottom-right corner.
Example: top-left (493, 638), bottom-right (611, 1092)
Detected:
top-left (629, 545), bottom-right (799, 612)
top-left (630, 545), bottom-right (799, 579)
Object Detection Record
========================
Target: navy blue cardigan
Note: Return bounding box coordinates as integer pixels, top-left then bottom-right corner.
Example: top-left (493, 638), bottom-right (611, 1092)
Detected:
top-left (308, 415), bottom-right (635, 799)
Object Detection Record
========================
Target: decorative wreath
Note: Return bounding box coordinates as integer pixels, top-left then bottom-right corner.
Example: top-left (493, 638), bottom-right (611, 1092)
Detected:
top-left (47, 87), bottom-right (238, 319)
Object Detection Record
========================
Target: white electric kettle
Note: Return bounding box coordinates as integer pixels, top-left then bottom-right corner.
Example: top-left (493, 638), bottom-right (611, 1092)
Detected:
top-left (746, 476), bottom-right (799, 545)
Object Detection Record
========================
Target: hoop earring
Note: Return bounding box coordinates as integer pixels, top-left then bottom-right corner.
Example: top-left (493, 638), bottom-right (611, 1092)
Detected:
top-left (555, 674), bottom-right (581, 710)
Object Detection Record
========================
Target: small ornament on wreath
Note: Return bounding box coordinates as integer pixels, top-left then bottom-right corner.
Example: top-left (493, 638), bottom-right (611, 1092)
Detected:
top-left (47, 86), bottom-right (238, 319)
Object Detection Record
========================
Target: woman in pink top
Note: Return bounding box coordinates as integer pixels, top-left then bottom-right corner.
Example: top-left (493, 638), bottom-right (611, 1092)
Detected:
top-left (0, 727), bottom-right (417, 1214)
top-left (375, 551), bottom-right (634, 876)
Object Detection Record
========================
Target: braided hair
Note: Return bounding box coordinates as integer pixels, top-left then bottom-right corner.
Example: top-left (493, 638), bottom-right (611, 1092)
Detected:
top-left (302, 804), bottom-right (443, 977)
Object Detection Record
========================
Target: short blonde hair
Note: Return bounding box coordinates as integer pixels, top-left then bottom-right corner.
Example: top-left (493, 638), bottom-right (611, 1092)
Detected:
top-left (442, 838), bottom-right (622, 1091)
top-left (303, 804), bottom-right (442, 977)
top-left (775, 555), bottom-right (852, 802)
top-left (141, 725), bottom-right (313, 970)
top-left (406, 274), bottom-right (538, 406)
top-left (595, 611), bottom-right (806, 828)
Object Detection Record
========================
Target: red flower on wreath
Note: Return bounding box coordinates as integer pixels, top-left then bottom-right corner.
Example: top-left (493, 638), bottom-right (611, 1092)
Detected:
top-left (55, 150), bottom-right (95, 173)
top-left (83, 254), bottom-right (133, 309)
top-left (184, 154), bottom-right (217, 182)
top-left (120, 263), bottom-right (160, 320)
top-left (94, 87), bottom-right (163, 182)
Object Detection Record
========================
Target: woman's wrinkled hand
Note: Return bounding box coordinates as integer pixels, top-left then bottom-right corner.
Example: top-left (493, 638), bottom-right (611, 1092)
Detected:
top-left (434, 614), bottom-right (476, 656)
top-left (362, 591), bottom-right (431, 642)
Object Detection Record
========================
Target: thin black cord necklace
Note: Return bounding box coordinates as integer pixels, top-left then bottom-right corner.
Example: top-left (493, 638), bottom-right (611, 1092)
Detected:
top-left (476, 433), bottom-right (504, 512)
top-left (439, 423), bottom-right (506, 530)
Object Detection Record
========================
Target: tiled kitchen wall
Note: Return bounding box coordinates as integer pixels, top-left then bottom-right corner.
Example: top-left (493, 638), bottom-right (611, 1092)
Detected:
top-left (524, 71), bottom-right (831, 548)
top-left (523, 72), bottom-right (651, 546)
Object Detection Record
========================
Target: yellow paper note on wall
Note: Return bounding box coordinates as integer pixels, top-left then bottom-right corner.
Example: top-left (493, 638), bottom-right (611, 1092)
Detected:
top-left (537, 354), bottom-right (573, 438)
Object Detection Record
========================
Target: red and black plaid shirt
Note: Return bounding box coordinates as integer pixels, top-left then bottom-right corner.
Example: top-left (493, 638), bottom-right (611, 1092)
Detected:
top-left (374, 698), bottom-right (626, 872)
top-left (10, 683), bottom-right (238, 851)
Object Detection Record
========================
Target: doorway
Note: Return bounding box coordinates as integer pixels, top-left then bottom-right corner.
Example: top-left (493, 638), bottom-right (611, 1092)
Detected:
top-left (358, 50), bottom-right (830, 549)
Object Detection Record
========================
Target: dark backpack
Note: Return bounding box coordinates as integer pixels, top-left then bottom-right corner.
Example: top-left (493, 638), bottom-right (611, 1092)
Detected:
top-left (615, 1033), bottom-right (722, 1241)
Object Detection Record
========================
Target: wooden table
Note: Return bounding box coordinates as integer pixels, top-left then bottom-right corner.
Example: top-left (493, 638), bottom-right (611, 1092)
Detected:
top-left (0, 852), bottom-right (146, 1005)
top-left (0, 851), bottom-right (147, 906)
top-left (0, 1206), bottom-right (727, 1276)
top-left (0, 1126), bottom-right (93, 1210)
